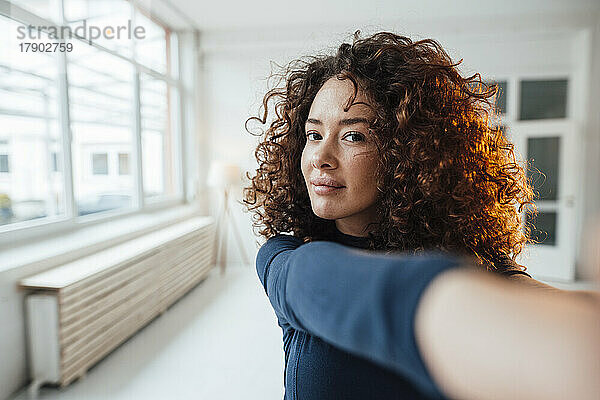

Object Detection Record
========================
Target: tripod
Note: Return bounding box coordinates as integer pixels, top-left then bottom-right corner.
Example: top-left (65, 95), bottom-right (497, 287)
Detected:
top-left (213, 186), bottom-right (250, 274)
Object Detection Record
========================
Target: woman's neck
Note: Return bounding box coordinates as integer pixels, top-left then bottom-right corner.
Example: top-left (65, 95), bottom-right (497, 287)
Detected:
top-left (334, 220), bottom-right (373, 238)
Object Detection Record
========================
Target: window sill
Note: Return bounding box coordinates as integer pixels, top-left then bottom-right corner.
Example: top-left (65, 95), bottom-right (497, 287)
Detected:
top-left (0, 202), bottom-right (211, 275)
top-left (0, 196), bottom-right (189, 247)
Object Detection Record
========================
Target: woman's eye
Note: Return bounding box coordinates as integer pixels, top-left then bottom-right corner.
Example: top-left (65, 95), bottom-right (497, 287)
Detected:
top-left (344, 132), bottom-right (365, 142)
top-left (305, 131), bottom-right (364, 142)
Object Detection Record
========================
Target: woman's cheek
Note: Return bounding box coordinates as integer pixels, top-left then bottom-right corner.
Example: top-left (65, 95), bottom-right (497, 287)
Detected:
top-left (300, 150), bottom-right (310, 179)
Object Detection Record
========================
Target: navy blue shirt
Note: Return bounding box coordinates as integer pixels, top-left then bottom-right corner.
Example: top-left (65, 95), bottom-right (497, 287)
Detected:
top-left (256, 227), bottom-right (530, 400)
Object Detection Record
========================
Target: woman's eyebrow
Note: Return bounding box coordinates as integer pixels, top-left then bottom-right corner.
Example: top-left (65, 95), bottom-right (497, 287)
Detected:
top-left (305, 117), bottom-right (371, 126)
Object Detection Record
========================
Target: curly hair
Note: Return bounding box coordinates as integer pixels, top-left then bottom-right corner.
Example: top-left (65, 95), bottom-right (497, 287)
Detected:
top-left (243, 31), bottom-right (536, 273)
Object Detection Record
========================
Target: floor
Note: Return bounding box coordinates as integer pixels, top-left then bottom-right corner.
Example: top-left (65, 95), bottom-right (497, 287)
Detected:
top-left (11, 264), bottom-right (285, 400)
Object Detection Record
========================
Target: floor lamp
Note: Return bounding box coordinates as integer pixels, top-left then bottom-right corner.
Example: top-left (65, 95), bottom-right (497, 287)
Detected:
top-left (208, 161), bottom-right (250, 275)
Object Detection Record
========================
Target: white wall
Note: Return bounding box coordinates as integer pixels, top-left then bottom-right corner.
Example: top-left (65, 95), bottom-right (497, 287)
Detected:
top-left (579, 16), bottom-right (600, 281)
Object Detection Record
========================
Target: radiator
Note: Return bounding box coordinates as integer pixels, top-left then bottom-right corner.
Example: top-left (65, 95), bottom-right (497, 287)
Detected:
top-left (19, 217), bottom-right (216, 396)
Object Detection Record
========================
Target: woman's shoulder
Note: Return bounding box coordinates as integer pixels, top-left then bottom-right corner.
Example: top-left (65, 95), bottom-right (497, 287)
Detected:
top-left (256, 234), bottom-right (305, 265)
top-left (255, 234), bottom-right (306, 294)
top-left (261, 233), bottom-right (305, 247)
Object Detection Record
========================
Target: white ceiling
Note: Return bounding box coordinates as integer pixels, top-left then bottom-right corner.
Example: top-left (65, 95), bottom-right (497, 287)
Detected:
top-left (164, 0), bottom-right (600, 31)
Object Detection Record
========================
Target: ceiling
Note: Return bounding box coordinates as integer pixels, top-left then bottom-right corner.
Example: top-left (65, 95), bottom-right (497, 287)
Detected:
top-left (164, 0), bottom-right (600, 31)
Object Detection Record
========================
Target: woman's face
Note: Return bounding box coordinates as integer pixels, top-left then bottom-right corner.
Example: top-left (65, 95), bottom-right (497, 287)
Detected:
top-left (301, 76), bottom-right (380, 237)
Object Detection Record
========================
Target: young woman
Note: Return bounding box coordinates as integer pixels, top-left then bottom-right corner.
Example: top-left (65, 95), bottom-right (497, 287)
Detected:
top-left (243, 31), bottom-right (600, 400)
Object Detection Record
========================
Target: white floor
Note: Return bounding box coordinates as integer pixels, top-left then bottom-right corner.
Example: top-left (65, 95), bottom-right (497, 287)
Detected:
top-left (11, 264), bottom-right (285, 400)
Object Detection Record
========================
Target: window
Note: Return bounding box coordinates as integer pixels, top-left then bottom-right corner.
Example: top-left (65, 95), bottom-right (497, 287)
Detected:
top-left (135, 11), bottom-right (169, 74)
top-left (0, 15), bottom-right (63, 223)
top-left (482, 80), bottom-right (507, 115)
top-left (69, 45), bottom-right (134, 210)
top-left (9, 0), bottom-right (60, 22)
top-left (525, 210), bottom-right (557, 246)
top-left (527, 137), bottom-right (560, 201)
top-left (51, 152), bottom-right (58, 172)
top-left (1, 0), bottom-right (189, 233)
top-left (519, 79), bottom-right (568, 120)
top-left (92, 153), bottom-right (108, 175)
top-left (495, 81), bottom-right (507, 115)
top-left (64, 0), bottom-right (134, 58)
top-left (118, 153), bottom-right (130, 175)
top-left (0, 155), bottom-right (9, 173)
top-left (140, 73), bottom-right (177, 199)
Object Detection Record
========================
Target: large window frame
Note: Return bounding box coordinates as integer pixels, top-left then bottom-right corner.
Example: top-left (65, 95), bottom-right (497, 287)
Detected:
top-left (0, 0), bottom-right (190, 247)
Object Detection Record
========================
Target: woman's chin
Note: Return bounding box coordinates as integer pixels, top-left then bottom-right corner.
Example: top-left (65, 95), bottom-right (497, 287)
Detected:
top-left (311, 207), bottom-right (343, 221)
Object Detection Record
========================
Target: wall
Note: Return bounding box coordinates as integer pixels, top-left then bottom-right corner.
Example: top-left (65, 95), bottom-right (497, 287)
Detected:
top-left (579, 16), bottom-right (600, 281)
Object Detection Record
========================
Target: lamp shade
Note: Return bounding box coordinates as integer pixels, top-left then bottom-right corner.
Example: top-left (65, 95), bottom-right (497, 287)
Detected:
top-left (207, 161), bottom-right (242, 188)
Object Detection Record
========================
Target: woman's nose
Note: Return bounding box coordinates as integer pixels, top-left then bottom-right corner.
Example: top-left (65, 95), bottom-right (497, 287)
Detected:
top-left (311, 144), bottom-right (338, 170)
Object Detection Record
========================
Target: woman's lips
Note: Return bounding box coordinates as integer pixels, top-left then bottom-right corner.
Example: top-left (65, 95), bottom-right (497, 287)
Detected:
top-left (312, 184), bottom-right (345, 195)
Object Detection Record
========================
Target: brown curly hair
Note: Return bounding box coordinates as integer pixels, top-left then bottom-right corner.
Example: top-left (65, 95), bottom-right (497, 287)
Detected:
top-left (243, 31), bottom-right (536, 273)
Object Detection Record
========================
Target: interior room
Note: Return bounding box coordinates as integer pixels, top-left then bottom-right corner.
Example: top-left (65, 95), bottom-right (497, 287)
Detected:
top-left (1, 0), bottom-right (599, 399)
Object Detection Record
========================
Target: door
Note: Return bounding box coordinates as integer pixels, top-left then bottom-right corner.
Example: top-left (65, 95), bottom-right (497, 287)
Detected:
top-left (507, 77), bottom-right (578, 281)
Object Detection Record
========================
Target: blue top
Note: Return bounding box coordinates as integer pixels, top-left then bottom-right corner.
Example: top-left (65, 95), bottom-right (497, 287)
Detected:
top-left (256, 227), bottom-right (531, 400)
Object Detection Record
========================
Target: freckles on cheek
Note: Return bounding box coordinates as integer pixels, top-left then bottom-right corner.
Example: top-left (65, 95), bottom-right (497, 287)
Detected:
top-left (349, 157), bottom-right (378, 189)
top-left (351, 152), bottom-right (377, 171)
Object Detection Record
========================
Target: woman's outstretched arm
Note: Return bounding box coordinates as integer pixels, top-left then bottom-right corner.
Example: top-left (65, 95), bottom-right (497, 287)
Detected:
top-left (256, 234), bottom-right (464, 399)
top-left (256, 234), bottom-right (600, 399)
top-left (415, 267), bottom-right (600, 400)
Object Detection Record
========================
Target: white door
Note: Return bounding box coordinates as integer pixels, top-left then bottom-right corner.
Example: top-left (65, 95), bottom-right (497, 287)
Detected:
top-left (505, 77), bottom-right (579, 281)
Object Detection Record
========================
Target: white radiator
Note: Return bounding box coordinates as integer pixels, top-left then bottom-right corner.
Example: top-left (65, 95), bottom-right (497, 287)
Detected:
top-left (19, 217), bottom-right (216, 396)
